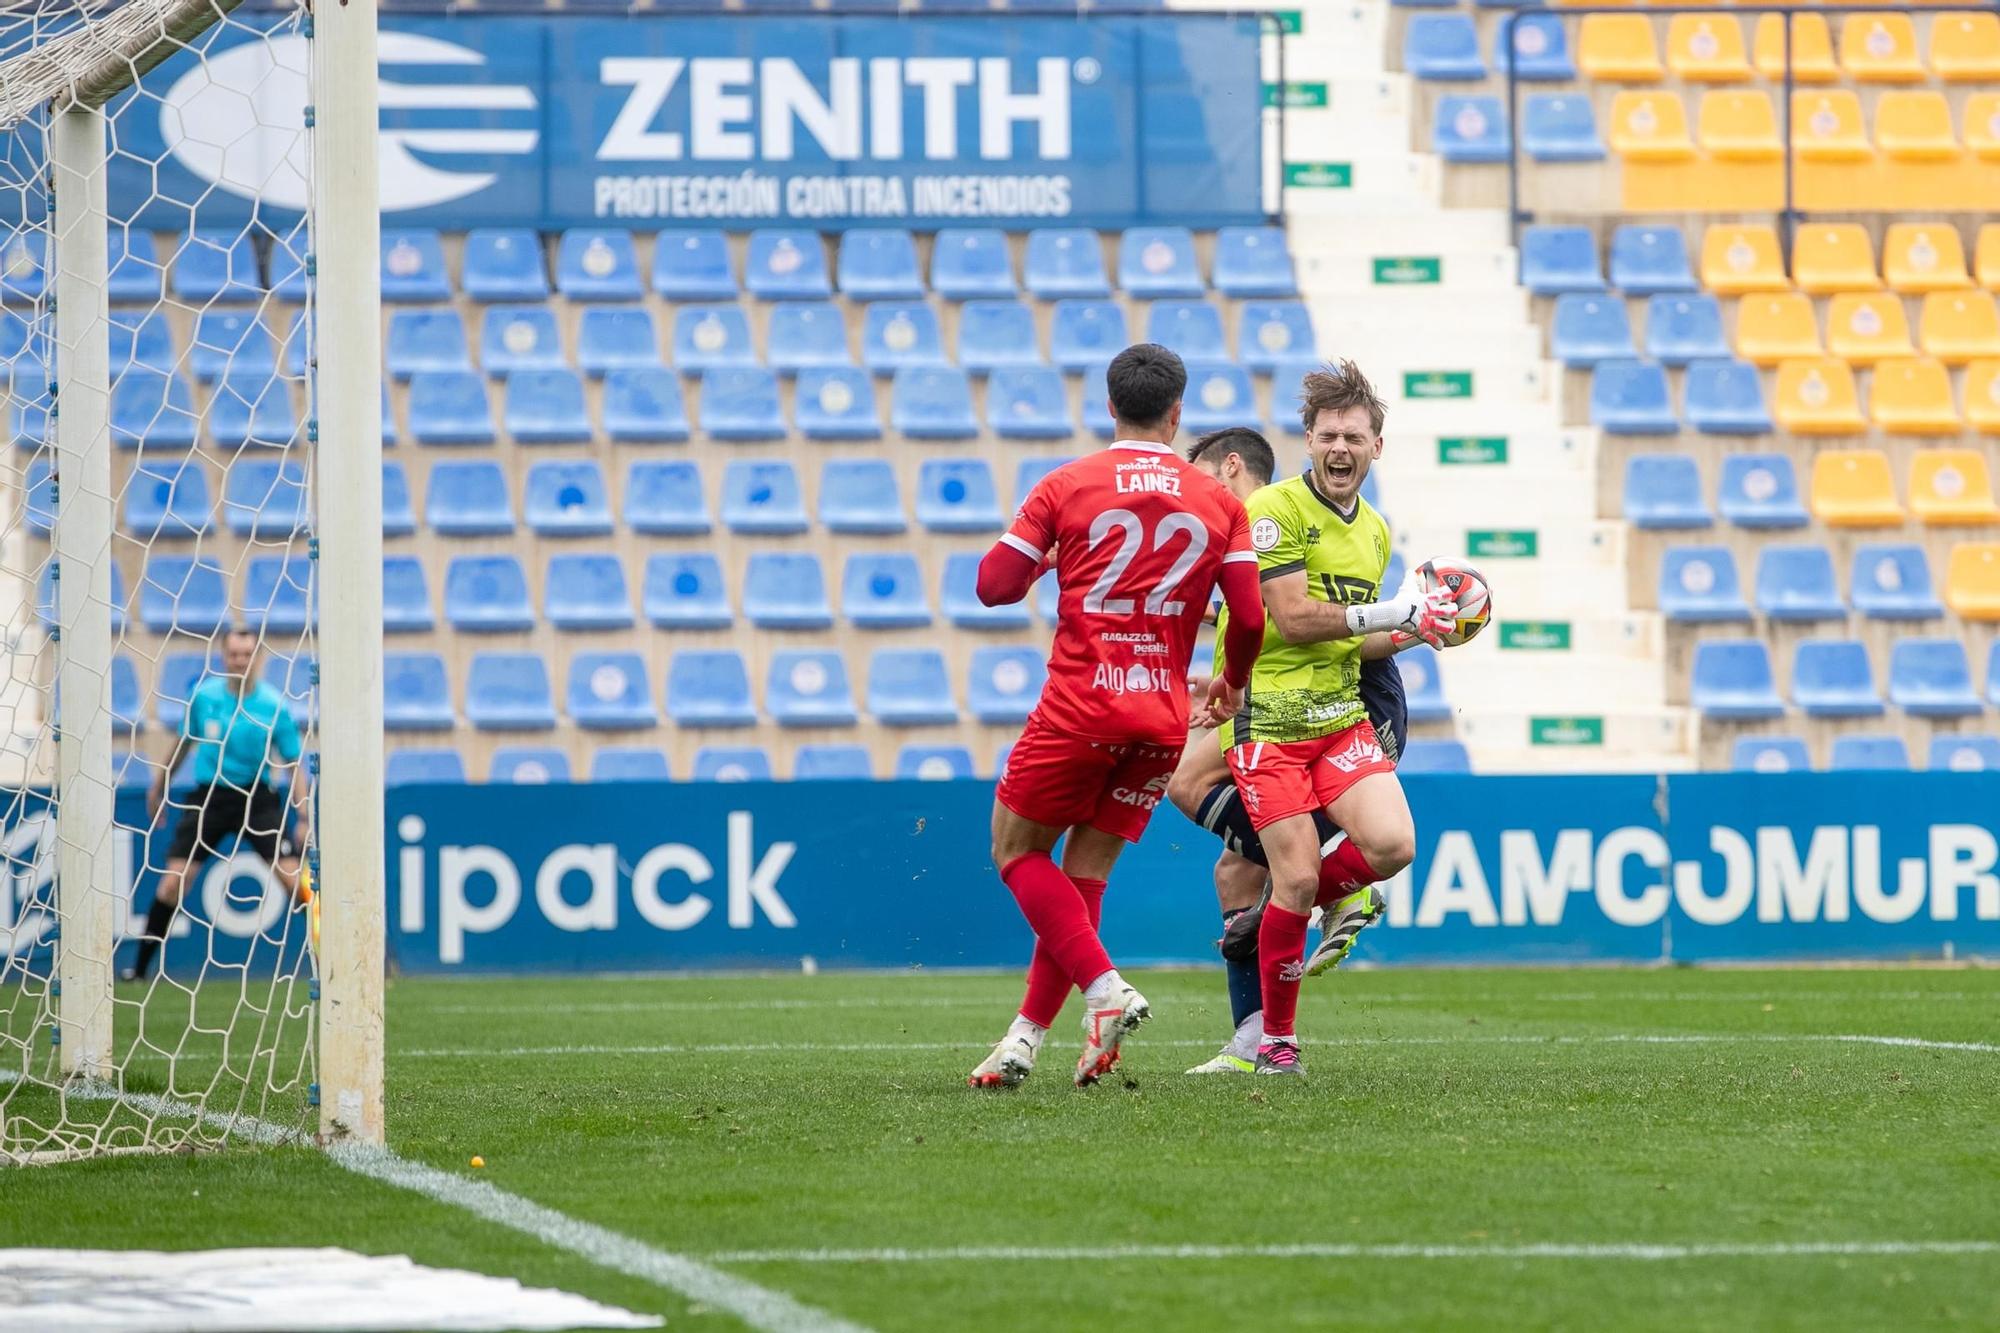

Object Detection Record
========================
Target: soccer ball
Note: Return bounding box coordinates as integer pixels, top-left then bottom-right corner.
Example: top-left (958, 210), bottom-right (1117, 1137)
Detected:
top-left (1414, 557), bottom-right (1492, 647)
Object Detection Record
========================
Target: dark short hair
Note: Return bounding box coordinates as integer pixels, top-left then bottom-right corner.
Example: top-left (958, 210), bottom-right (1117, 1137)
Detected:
top-left (1187, 427), bottom-right (1275, 485)
top-left (221, 625), bottom-right (258, 647)
top-left (1299, 358), bottom-right (1387, 437)
top-left (1105, 343), bottom-right (1187, 428)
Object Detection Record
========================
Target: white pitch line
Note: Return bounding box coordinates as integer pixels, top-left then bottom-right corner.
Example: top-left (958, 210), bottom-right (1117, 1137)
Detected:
top-left (701, 1240), bottom-right (2000, 1266)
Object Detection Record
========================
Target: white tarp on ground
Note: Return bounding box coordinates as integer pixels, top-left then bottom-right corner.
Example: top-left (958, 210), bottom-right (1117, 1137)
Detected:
top-left (0, 1247), bottom-right (664, 1332)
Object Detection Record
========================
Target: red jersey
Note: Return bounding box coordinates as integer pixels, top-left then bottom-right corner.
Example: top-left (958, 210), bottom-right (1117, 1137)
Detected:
top-left (999, 441), bottom-right (1256, 743)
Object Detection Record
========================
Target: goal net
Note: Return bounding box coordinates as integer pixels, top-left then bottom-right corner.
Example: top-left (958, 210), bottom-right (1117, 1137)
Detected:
top-left (0, 0), bottom-right (370, 1162)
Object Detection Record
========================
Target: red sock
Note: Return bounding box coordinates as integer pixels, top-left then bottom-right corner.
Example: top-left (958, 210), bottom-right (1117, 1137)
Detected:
top-left (1001, 854), bottom-right (1114, 998)
top-left (1018, 877), bottom-right (1106, 1028)
top-left (1313, 838), bottom-right (1382, 908)
top-left (1257, 904), bottom-right (1311, 1040)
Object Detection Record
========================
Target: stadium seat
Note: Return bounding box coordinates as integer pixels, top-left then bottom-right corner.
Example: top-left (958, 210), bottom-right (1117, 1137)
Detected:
top-left (208, 374), bottom-right (299, 448)
top-left (1946, 543), bottom-right (2000, 618)
top-left (107, 230), bottom-right (161, 303)
top-left (820, 459), bottom-right (904, 534)
top-left (767, 302), bottom-right (852, 374)
top-left (1877, 91), bottom-right (1958, 161)
top-left (465, 654), bottom-right (557, 731)
top-left (838, 230), bottom-right (923, 301)
top-left (1734, 293), bottom-right (1823, 365)
top-left (986, 367), bottom-right (1074, 440)
top-left (1699, 91), bottom-right (1781, 160)
top-left (1888, 638), bottom-right (1981, 716)
top-left (1608, 92), bottom-right (1694, 161)
top-left (1968, 359), bottom-right (2000, 433)
top-left (1519, 226), bottom-right (1604, 294)
top-left (1212, 227), bottom-right (1297, 299)
top-left (20, 457), bottom-right (53, 537)
top-left (1829, 735), bottom-right (1909, 771)
top-left (1615, 228), bottom-right (1697, 297)
top-left (110, 371), bottom-right (198, 449)
top-left (1623, 454), bottom-right (1710, 528)
top-left (1591, 360), bottom-right (1678, 435)
top-left (556, 230), bottom-right (641, 301)
top-left (545, 553), bottom-right (633, 631)
top-left (1406, 13), bottom-right (1485, 79)
top-left (505, 369), bottom-right (591, 444)
top-left (1792, 90), bottom-right (1870, 161)
top-left (1434, 96), bottom-right (1511, 163)
top-left (171, 230), bottom-right (260, 304)
top-left (794, 746), bottom-right (873, 780)
top-left (35, 562), bottom-right (128, 636)
top-left (425, 459), bottom-right (514, 536)
top-left (672, 306), bottom-right (755, 372)
top-left (860, 303), bottom-right (947, 374)
top-left (523, 460), bottom-right (614, 538)
top-left (1399, 647), bottom-right (1452, 724)
top-left (242, 557), bottom-right (311, 634)
top-left (868, 649), bottom-right (957, 725)
top-left (386, 748), bottom-right (467, 786)
top-left (1014, 455), bottom-right (1073, 504)
top-left (591, 747), bottom-right (670, 782)
top-left (384, 459), bottom-right (417, 533)
top-left (1118, 227), bottom-right (1203, 298)
top-left (0, 233), bottom-right (43, 304)
top-left (1180, 362), bottom-right (1261, 434)
top-left (1024, 228), bottom-right (1110, 298)
top-left (1851, 543), bottom-right (1942, 620)
top-left (445, 555), bottom-right (534, 633)
top-left (1792, 639), bottom-right (1884, 716)
top-left (122, 459), bottom-right (212, 539)
top-left (1919, 291), bottom-right (2000, 364)
top-left (406, 371), bottom-right (494, 446)
top-left (957, 300), bottom-right (1042, 374)
top-left (745, 230), bottom-right (831, 300)
top-left (480, 306), bottom-right (564, 376)
top-left (1719, 453), bottom-right (1809, 528)
top-left (844, 553), bottom-right (931, 629)
top-left (1700, 224), bottom-right (1788, 295)
top-left (1826, 293), bottom-right (1914, 364)
top-left (377, 230), bottom-right (449, 303)
top-left (1499, 13), bottom-right (1575, 81)
top-left (1732, 736), bottom-right (1811, 773)
top-left (461, 230), bottom-right (547, 302)
top-left (153, 653), bottom-right (216, 733)
top-left (1658, 546), bottom-right (1751, 622)
top-left (931, 228), bottom-right (1016, 300)
top-left (189, 311), bottom-right (276, 383)
top-left (382, 555), bottom-right (433, 633)
top-left (891, 367), bottom-right (979, 439)
top-left (1755, 544), bottom-right (1845, 621)
top-left (1774, 359), bottom-right (1866, 434)
top-left (1969, 96), bottom-right (2000, 161)
top-left (384, 654), bottom-right (454, 732)
top-left (967, 647), bottom-right (1046, 724)
top-left (1579, 14), bottom-right (1663, 80)
top-left (1930, 735), bottom-right (2000, 771)
top-left (488, 749), bottom-right (569, 784)
top-left (1667, 13), bottom-right (1751, 81)
top-left (1397, 739), bottom-right (1473, 775)
top-left (1793, 225), bottom-right (1880, 294)
top-left (137, 555), bottom-right (226, 635)
top-left (767, 651), bottom-right (858, 728)
top-left (652, 231), bottom-right (735, 302)
top-left (743, 553), bottom-right (833, 631)
top-left (896, 746), bottom-right (975, 781)
top-left (1691, 640), bottom-right (1786, 720)
top-left (1839, 13), bottom-right (1922, 81)
top-left (577, 307), bottom-right (662, 376)
top-left (940, 551), bottom-right (1029, 630)
top-left (916, 458), bottom-right (1002, 532)
top-left (1684, 359), bottom-right (1773, 434)
top-left (1872, 360), bottom-right (1962, 435)
top-left (386, 309), bottom-right (471, 379)
top-left (699, 368), bottom-right (786, 441)
top-left (602, 368), bottom-right (690, 444)
top-left (1225, 305), bottom-right (1308, 378)
top-left (109, 309), bottom-right (175, 376)
top-left (1811, 449), bottom-right (1903, 526)
top-left (1932, 10), bottom-right (2000, 80)
top-left (1050, 299), bottom-right (1130, 372)
top-left (223, 459), bottom-right (307, 538)
top-left (668, 651), bottom-right (756, 728)
top-left (1551, 295), bottom-right (1635, 367)
top-left (1753, 13), bottom-right (1838, 81)
top-left (1883, 224), bottom-right (1972, 294)
top-left (1140, 301), bottom-right (1224, 363)
top-left (643, 553), bottom-right (731, 629)
top-left (720, 459), bottom-right (807, 534)
top-left (1910, 449), bottom-right (2000, 524)
top-left (624, 459), bottom-right (709, 535)
top-left (692, 747), bottom-right (772, 782)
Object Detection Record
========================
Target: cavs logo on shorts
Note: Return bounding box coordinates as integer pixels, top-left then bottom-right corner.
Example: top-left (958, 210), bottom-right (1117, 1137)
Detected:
top-left (1111, 769), bottom-right (1173, 811)
top-left (1327, 730), bottom-right (1386, 774)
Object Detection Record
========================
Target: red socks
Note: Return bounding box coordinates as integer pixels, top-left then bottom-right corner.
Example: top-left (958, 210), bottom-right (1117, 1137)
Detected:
top-left (1001, 853), bottom-right (1113, 1014)
top-left (1018, 876), bottom-right (1106, 1028)
top-left (1257, 903), bottom-right (1311, 1039)
top-left (1314, 838), bottom-right (1381, 908)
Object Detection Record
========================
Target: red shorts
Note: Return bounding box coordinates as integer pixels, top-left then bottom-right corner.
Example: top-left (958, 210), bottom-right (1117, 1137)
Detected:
top-left (996, 712), bottom-right (1183, 844)
top-left (1227, 720), bottom-right (1395, 832)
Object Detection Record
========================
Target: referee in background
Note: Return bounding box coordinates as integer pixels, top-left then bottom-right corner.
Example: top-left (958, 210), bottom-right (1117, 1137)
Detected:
top-left (127, 627), bottom-right (312, 981)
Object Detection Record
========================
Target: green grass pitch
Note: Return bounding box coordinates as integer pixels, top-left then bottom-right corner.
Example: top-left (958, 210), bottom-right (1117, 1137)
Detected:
top-left (5, 966), bottom-right (1997, 1330)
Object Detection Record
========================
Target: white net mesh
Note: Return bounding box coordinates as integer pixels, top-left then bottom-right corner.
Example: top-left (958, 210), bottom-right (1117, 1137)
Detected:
top-left (0, 0), bottom-right (322, 1161)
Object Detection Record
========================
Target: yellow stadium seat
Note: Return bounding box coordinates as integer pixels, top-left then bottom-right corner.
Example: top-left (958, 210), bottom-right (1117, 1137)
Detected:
top-left (1698, 91), bottom-right (1781, 159)
top-left (1793, 224), bottom-right (1881, 294)
top-left (1883, 223), bottom-right (1972, 292)
top-left (1827, 293), bottom-right (1916, 364)
top-left (1930, 10), bottom-right (2000, 80)
top-left (1754, 14), bottom-right (1840, 81)
top-left (1944, 543), bottom-right (2000, 618)
top-left (1701, 224), bottom-right (1790, 294)
top-left (1734, 293), bottom-right (1824, 364)
top-left (1778, 358), bottom-right (1869, 435)
top-left (1977, 224), bottom-right (2000, 289)
top-left (1874, 91), bottom-right (1959, 160)
top-left (1966, 94), bottom-right (2000, 158)
top-left (1839, 13), bottom-right (1926, 81)
top-left (1608, 92), bottom-right (1696, 161)
top-left (1968, 360), bottom-right (2000, 432)
top-left (1579, 15), bottom-right (1666, 80)
top-left (1667, 15), bottom-right (1752, 80)
top-left (1791, 90), bottom-right (1872, 161)
top-left (1910, 447), bottom-right (2000, 520)
top-left (1811, 448), bottom-right (1904, 525)
top-left (1919, 290), bottom-right (2000, 363)
top-left (1872, 359), bottom-right (1962, 435)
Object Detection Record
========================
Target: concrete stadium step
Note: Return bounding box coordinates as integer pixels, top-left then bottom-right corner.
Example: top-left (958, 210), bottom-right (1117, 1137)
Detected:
top-left (1432, 651), bottom-right (1664, 708)
top-left (1309, 291), bottom-right (1533, 335)
top-left (1298, 248), bottom-right (1521, 294)
top-left (1395, 518), bottom-right (1625, 572)
top-left (1282, 154), bottom-right (1440, 208)
top-left (1289, 208), bottom-right (1511, 255)
top-left (1375, 469), bottom-right (1596, 521)
top-left (1277, 75), bottom-right (1414, 139)
top-left (1377, 428), bottom-right (1593, 474)
top-left (1382, 400), bottom-right (1567, 437)
top-left (1456, 707), bottom-right (1696, 768)
top-left (1462, 743), bottom-right (1700, 776)
top-left (1377, 361), bottom-right (1554, 408)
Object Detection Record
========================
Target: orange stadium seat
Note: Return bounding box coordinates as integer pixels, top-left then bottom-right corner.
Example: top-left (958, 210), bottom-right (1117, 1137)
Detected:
top-left (1930, 10), bottom-right (2000, 80)
top-left (1968, 360), bottom-right (2000, 432)
top-left (1735, 293), bottom-right (1824, 364)
top-left (1580, 15), bottom-right (1666, 81)
top-left (1944, 543), bottom-right (2000, 618)
top-left (1699, 91), bottom-right (1781, 159)
top-left (1827, 293), bottom-right (1916, 364)
top-left (1883, 223), bottom-right (1972, 292)
top-left (1793, 225), bottom-right (1881, 294)
top-left (1702, 224), bottom-right (1789, 294)
top-left (1608, 92), bottom-right (1695, 160)
top-left (1668, 15), bottom-right (1752, 81)
top-left (1811, 448), bottom-right (1904, 524)
top-left (1919, 290), bottom-right (2000, 363)
top-left (1839, 13), bottom-right (1926, 81)
top-left (1778, 358), bottom-right (1869, 434)
top-left (1875, 91), bottom-right (1959, 160)
top-left (1872, 359), bottom-right (1962, 435)
top-left (1965, 95), bottom-right (2000, 158)
top-left (1910, 447), bottom-right (2000, 519)
top-left (1754, 14), bottom-right (1840, 81)
top-left (1977, 224), bottom-right (2000, 289)
top-left (1792, 90), bottom-right (1872, 161)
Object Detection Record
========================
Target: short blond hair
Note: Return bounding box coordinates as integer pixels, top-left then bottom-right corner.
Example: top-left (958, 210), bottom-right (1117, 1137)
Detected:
top-left (1298, 359), bottom-right (1386, 437)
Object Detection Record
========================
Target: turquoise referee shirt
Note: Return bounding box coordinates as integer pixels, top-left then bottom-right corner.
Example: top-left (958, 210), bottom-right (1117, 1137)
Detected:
top-left (183, 676), bottom-right (302, 788)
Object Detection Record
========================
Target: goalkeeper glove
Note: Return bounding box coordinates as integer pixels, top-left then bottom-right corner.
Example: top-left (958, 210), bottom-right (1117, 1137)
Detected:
top-left (1347, 584), bottom-right (1455, 648)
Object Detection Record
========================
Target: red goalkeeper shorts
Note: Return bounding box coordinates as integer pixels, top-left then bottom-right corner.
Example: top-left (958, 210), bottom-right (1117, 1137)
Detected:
top-left (1227, 719), bottom-right (1395, 832)
top-left (996, 711), bottom-right (1182, 844)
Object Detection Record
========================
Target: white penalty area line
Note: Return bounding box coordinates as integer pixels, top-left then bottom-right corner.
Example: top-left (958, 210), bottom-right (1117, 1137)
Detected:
top-left (701, 1240), bottom-right (2000, 1267)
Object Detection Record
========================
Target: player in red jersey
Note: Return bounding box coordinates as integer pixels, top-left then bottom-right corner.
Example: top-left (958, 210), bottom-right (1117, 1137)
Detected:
top-left (967, 344), bottom-right (1267, 1090)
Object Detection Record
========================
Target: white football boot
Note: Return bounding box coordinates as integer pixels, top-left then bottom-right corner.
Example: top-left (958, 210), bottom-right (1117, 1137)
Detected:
top-left (1075, 986), bottom-right (1150, 1086)
top-left (967, 1032), bottom-right (1038, 1090)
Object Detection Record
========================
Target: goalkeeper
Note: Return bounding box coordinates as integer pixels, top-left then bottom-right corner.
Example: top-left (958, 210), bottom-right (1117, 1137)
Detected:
top-left (127, 628), bottom-right (311, 981)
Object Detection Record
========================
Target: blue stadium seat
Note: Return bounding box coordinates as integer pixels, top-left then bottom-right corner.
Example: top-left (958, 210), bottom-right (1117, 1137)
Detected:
top-left (860, 303), bottom-right (946, 374)
top-left (1146, 301), bottom-right (1228, 361)
top-left (107, 230), bottom-right (161, 304)
top-left (577, 307), bottom-right (661, 376)
top-left (1398, 739), bottom-right (1473, 775)
top-left (380, 230), bottom-right (450, 303)
top-left (19, 457), bottom-right (50, 536)
top-left (386, 309), bottom-right (471, 379)
top-left (0, 310), bottom-right (43, 381)
top-left (1024, 228), bottom-right (1110, 299)
top-left (767, 302), bottom-right (852, 374)
top-left (387, 749), bottom-right (466, 785)
top-left (1399, 647), bottom-right (1453, 724)
top-left (545, 553), bottom-right (634, 631)
top-left (1830, 735), bottom-right (1909, 771)
top-left (1499, 12), bottom-right (1575, 79)
top-left (745, 230), bottom-right (831, 300)
top-left (1623, 454), bottom-right (1710, 528)
top-left (1015, 454), bottom-right (1074, 504)
top-left (744, 553), bottom-right (833, 630)
top-left (1718, 454), bottom-right (1808, 528)
top-left (1658, 546), bottom-right (1750, 622)
top-left (896, 746), bottom-right (975, 780)
top-left (768, 651), bottom-right (858, 727)
top-left (122, 459), bottom-right (212, 539)
top-left (692, 747), bottom-right (773, 782)
top-left (171, 230), bottom-right (260, 303)
top-left (269, 229), bottom-right (309, 304)
top-left (1050, 300), bottom-right (1129, 373)
top-left (207, 374), bottom-right (298, 448)
top-left (669, 651), bottom-right (756, 727)
top-left (1213, 227), bottom-right (1297, 298)
top-left (0, 233), bottom-right (43, 303)
top-left (838, 230), bottom-right (923, 301)
top-left (844, 553), bottom-right (931, 629)
top-left (1238, 301), bottom-right (1316, 372)
top-left (556, 230), bottom-right (642, 301)
top-left (699, 368), bottom-right (786, 441)
top-left (462, 230), bottom-right (549, 302)
top-left (869, 649), bottom-right (957, 725)
top-left (138, 556), bottom-right (227, 634)
top-left (625, 459), bottom-right (710, 534)
top-left (916, 459), bottom-right (1002, 532)
top-left (383, 555), bottom-right (433, 633)
top-left (653, 231), bottom-right (736, 301)
top-left (490, 749), bottom-right (569, 784)
top-left (941, 551), bottom-right (1030, 630)
top-left (1645, 296), bottom-right (1728, 365)
top-left (1611, 225), bottom-right (1697, 295)
top-left (1433, 96), bottom-right (1510, 162)
top-left (425, 459), bottom-right (515, 536)
top-left (466, 653), bottom-right (557, 731)
top-left (591, 369), bottom-right (685, 443)
top-left (820, 460), bottom-right (904, 534)
top-left (672, 305), bottom-right (756, 372)
top-left (35, 560), bottom-right (128, 634)
top-left (1405, 13), bottom-right (1484, 79)
top-left (1792, 640), bottom-right (1882, 718)
top-left (242, 556), bottom-right (312, 634)
top-left (189, 311), bottom-right (276, 383)
top-left (1683, 359), bottom-right (1772, 434)
top-left (1755, 545), bottom-right (1844, 621)
top-left (1691, 641), bottom-right (1785, 719)
top-left (1520, 226), bottom-right (1605, 294)
top-left (1552, 295), bottom-right (1635, 367)
top-left (480, 306), bottom-right (565, 376)
top-left (958, 300), bottom-right (1041, 374)
top-left (1181, 362), bottom-right (1261, 434)
top-left (445, 554), bottom-right (535, 632)
top-left (1118, 227), bottom-right (1202, 298)
top-left (406, 371), bottom-right (494, 446)
top-left (154, 653), bottom-right (214, 733)
top-left (892, 367), bottom-right (978, 439)
top-left (1732, 736), bottom-right (1811, 772)
top-left (1889, 639), bottom-right (1981, 716)
top-left (1523, 95), bottom-right (1603, 162)
top-left (644, 553), bottom-right (731, 630)
top-left (988, 367), bottom-right (1074, 439)
top-left (1930, 735), bottom-right (2000, 771)
top-left (384, 654), bottom-right (454, 731)
top-left (524, 459), bottom-right (613, 537)
top-left (1591, 360), bottom-right (1677, 434)
top-left (1850, 544), bottom-right (1943, 619)
top-left (592, 747), bottom-right (671, 782)
top-left (110, 372), bottom-right (198, 449)
top-left (721, 462), bottom-right (806, 537)
top-left (505, 370), bottom-right (591, 444)
top-left (567, 652), bottom-right (656, 729)
top-left (932, 228), bottom-right (1016, 299)
top-left (109, 310), bottom-right (175, 376)
top-left (795, 368), bottom-right (882, 441)
top-left (967, 647), bottom-right (1046, 723)
top-left (795, 745), bottom-right (874, 780)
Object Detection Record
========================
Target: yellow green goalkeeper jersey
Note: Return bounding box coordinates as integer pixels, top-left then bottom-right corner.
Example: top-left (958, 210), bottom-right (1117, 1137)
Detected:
top-left (1214, 473), bottom-right (1393, 747)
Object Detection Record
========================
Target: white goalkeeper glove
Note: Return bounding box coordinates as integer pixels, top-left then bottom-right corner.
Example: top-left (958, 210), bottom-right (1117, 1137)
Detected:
top-left (1346, 579), bottom-right (1455, 648)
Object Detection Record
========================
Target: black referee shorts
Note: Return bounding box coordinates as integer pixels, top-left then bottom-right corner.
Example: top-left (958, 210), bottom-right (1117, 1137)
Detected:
top-left (165, 782), bottom-right (295, 868)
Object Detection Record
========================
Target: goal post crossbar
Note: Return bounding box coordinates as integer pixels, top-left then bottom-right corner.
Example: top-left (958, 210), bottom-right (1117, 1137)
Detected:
top-left (0, 0), bottom-right (245, 128)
